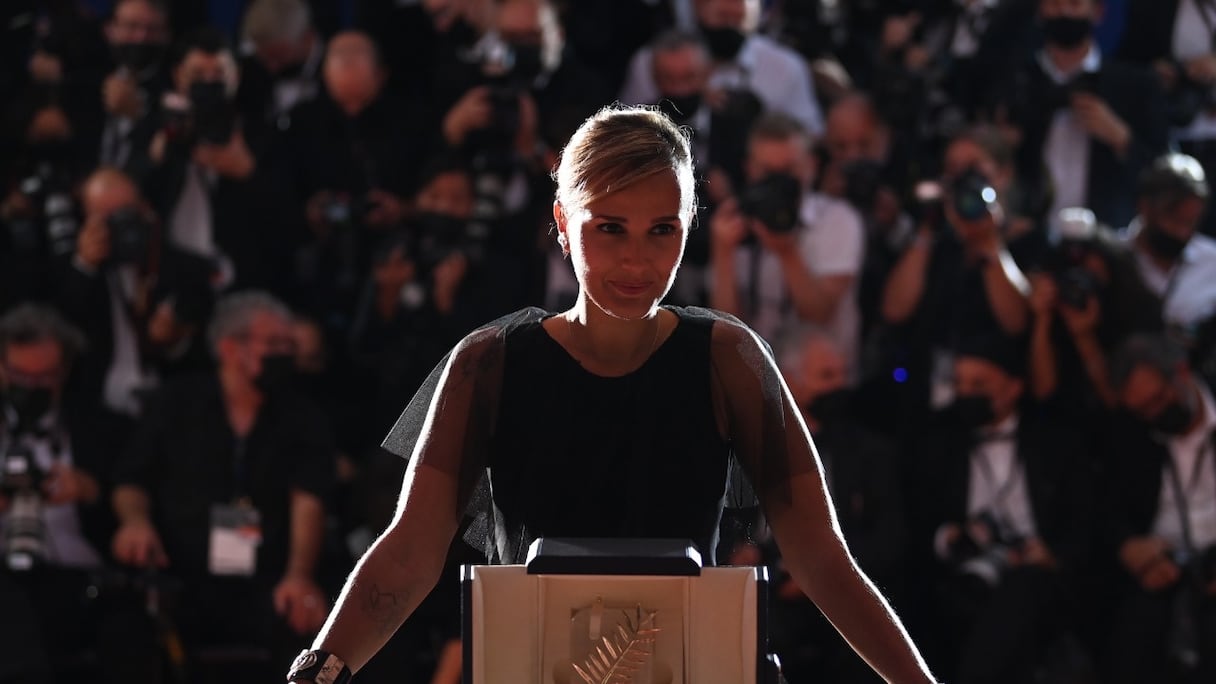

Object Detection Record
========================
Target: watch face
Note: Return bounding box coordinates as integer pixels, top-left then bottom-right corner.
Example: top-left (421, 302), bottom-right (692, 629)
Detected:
top-left (293, 651), bottom-right (318, 672)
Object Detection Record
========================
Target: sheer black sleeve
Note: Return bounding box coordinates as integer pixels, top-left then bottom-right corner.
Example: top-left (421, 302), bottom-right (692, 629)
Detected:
top-left (704, 310), bottom-right (819, 518)
top-left (380, 308), bottom-right (546, 551)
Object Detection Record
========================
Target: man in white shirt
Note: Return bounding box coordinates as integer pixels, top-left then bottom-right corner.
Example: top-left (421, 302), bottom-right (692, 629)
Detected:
top-left (619, 0), bottom-right (823, 136)
top-left (1124, 154), bottom-right (1216, 344)
top-left (707, 112), bottom-right (864, 377)
top-left (1107, 333), bottom-right (1216, 683)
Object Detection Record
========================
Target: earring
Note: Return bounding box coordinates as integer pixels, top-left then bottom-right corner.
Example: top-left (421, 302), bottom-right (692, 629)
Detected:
top-left (557, 232), bottom-right (569, 256)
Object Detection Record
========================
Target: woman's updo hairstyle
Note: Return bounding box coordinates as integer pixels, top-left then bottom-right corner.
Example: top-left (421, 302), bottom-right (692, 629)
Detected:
top-left (553, 104), bottom-right (697, 228)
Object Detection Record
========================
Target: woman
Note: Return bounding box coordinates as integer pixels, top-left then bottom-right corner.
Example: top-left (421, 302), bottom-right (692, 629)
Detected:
top-left (288, 106), bottom-right (938, 683)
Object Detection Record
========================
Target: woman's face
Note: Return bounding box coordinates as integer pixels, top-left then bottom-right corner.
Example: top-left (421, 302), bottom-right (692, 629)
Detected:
top-left (557, 170), bottom-right (687, 320)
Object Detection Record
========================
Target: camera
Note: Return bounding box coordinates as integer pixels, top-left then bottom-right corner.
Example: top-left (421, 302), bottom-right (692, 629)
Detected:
top-left (739, 172), bottom-right (803, 235)
top-left (1, 445), bottom-right (47, 571)
top-left (159, 81), bottom-right (236, 147)
top-left (321, 194), bottom-right (370, 229)
top-left (106, 206), bottom-right (153, 265)
top-left (8, 164), bottom-right (80, 258)
top-left (1046, 208), bottom-right (1102, 310)
top-left (948, 167), bottom-right (998, 222)
top-left (841, 159), bottom-right (886, 213)
top-left (942, 512), bottom-right (1021, 587)
top-left (912, 179), bottom-right (947, 232)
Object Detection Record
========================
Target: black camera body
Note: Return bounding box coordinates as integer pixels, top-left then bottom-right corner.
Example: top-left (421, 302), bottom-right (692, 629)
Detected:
top-left (739, 173), bottom-right (803, 235)
top-left (105, 206), bottom-right (153, 266)
top-left (948, 167), bottom-right (998, 223)
top-left (321, 194), bottom-right (371, 229)
top-left (943, 512), bottom-right (1023, 587)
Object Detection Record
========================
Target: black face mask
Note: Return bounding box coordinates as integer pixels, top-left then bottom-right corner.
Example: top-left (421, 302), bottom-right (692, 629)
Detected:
top-left (112, 42), bottom-right (164, 74)
top-left (254, 354), bottom-right (296, 396)
top-left (699, 24), bottom-right (746, 61)
top-left (5, 384), bottom-right (54, 429)
top-left (189, 80), bottom-right (228, 112)
top-left (1041, 16), bottom-right (1093, 49)
top-left (1145, 225), bottom-right (1190, 262)
top-left (659, 93), bottom-right (703, 123)
top-left (806, 388), bottom-right (853, 424)
top-left (510, 44), bottom-right (545, 84)
top-left (948, 394), bottom-right (996, 430)
top-left (27, 137), bottom-right (75, 165)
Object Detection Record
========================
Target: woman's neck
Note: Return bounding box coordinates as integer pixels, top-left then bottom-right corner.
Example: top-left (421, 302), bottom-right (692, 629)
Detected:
top-left (561, 299), bottom-right (665, 375)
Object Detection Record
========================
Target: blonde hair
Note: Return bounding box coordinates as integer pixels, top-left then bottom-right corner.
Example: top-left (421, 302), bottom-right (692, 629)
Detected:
top-left (553, 104), bottom-right (697, 227)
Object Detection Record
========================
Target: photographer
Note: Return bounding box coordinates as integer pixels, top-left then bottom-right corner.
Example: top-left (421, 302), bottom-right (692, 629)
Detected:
top-left (1027, 208), bottom-right (1164, 416)
top-left (1124, 154), bottom-right (1216, 354)
top-left (96, 0), bottom-right (172, 172)
top-left (0, 304), bottom-right (158, 682)
top-left (236, 0), bottom-right (323, 142)
top-left (995, 0), bottom-right (1168, 231)
top-left (911, 337), bottom-right (1092, 684)
top-left (349, 158), bottom-right (524, 441)
top-left (709, 112), bottom-right (864, 375)
top-left (1105, 334), bottom-right (1216, 683)
top-left (620, 0), bottom-right (823, 136)
top-left (138, 27), bottom-right (291, 293)
top-left (880, 158), bottom-right (1030, 420)
top-left (1117, 0), bottom-right (1216, 234)
top-left (56, 168), bottom-right (215, 420)
top-left (1, 97), bottom-right (88, 310)
top-left (282, 30), bottom-right (424, 329)
top-left (111, 291), bottom-right (335, 675)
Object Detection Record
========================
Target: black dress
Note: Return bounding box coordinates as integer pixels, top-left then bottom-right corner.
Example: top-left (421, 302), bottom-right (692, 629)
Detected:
top-left (382, 306), bottom-right (815, 565)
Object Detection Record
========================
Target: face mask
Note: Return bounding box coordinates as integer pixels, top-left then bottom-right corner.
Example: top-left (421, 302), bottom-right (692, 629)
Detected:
top-left (5, 384), bottom-right (54, 428)
top-left (1041, 16), bottom-right (1093, 49)
top-left (254, 354), bottom-right (296, 396)
top-left (699, 25), bottom-right (746, 61)
top-left (112, 42), bottom-right (164, 73)
top-left (1145, 225), bottom-right (1190, 262)
top-left (510, 44), bottom-right (545, 84)
top-left (948, 394), bottom-right (996, 430)
top-left (806, 389), bottom-right (853, 424)
top-left (27, 138), bottom-right (75, 165)
top-left (659, 93), bottom-right (703, 123)
top-left (189, 80), bottom-right (229, 111)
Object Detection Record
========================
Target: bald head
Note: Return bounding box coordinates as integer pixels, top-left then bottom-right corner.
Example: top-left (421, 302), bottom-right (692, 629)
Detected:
top-left (83, 168), bottom-right (141, 219)
top-left (825, 93), bottom-right (886, 166)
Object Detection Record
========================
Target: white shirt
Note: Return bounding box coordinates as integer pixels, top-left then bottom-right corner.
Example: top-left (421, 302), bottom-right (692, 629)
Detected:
top-left (718, 192), bottom-right (864, 376)
top-left (620, 34), bottom-right (824, 136)
top-left (1123, 218), bottom-right (1216, 331)
top-left (1152, 383), bottom-right (1216, 551)
top-left (1039, 46), bottom-right (1102, 232)
top-left (1173, 0), bottom-right (1216, 140)
top-left (102, 265), bottom-right (157, 416)
top-left (0, 411), bottom-right (103, 568)
top-left (967, 414), bottom-right (1038, 540)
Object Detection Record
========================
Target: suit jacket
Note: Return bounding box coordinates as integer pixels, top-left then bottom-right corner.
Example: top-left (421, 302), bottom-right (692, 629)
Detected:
top-left (1001, 55), bottom-right (1169, 229)
top-left (54, 246), bottom-right (217, 411)
top-left (913, 411), bottom-right (1094, 577)
top-left (1115, 0), bottom-right (1184, 64)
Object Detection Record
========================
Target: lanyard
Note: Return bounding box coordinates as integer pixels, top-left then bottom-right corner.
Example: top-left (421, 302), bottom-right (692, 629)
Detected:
top-left (1165, 433), bottom-right (1214, 554)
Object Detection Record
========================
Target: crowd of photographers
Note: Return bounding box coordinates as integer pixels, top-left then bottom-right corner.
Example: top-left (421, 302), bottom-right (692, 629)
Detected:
top-left (3, 0), bottom-right (1216, 682)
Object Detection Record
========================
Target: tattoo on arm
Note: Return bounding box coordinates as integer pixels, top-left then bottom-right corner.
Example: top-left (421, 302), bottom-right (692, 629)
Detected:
top-left (361, 583), bottom-right (410, 637)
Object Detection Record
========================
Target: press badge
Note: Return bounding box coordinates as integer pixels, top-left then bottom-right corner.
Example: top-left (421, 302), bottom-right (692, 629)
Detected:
top-left (209, 502), bottom-right (262, 576)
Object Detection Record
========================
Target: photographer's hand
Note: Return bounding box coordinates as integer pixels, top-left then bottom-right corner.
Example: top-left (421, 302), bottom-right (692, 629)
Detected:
top-left (364, 189), bottom-right (406, 229)
top-left (442, 86), bottom-right (492, 147)
top-left (112, 519), bottom-right (170, 568)
top-left (1120, 536), bottom-right (1179, 591)
top-left (29, 51), bottom-right (63, 84)
top-left (194, 130), bottom-right (255, 180)
top-left (75, 218), bottom-right (112, 271)
top-left (103, 71), bottom-right (144, 119)
top-left (1016, 537), bottom-right (1058, 569)
top-left (1028, 274), bottom-right (1058, 323)
top-left (43, 463), bottom-right (100, 506)
top-left (275, 573), bottom-right (329, 635)
top-left (751, 220), bottom-right (800, 258)
top-left (1185, 54), bottom-right (1216, 86)
top-left (1072, 93), bottom-right (1131, 158)
top-left (1058, 294), bottom-right (1101, 340)
top-left (432, 253), bottom-right (468, 315)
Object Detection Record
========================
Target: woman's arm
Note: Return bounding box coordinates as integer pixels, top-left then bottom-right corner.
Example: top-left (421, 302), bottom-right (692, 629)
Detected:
top-left (767, 470), bottom-right (936, 684)
top-left (311, 462), bottom-right (460, 671)
top-left (709, 317), bottom-right (936, 684)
